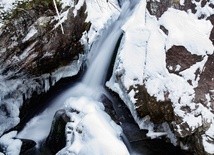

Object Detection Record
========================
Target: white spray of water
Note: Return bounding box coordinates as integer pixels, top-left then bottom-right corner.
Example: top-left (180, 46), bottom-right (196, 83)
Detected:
top-left (17, 0), bottom-right (136, 146)
top-left (83, 1), bottom-right (132, 88)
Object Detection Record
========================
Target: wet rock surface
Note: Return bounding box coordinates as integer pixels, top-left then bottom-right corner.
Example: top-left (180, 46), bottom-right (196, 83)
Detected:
top-left (46, 109), bottom-right (70, 154)
top-left (0, 0), bottom-right (88, 75)
top-left (19, 138), bottom-right (37, 155)
top-left (131, 139), bottom-right (190, 155)
top-left (208, 15), bottom-right (214, 44)
top-left (194, 54), bottom-right (214, 109)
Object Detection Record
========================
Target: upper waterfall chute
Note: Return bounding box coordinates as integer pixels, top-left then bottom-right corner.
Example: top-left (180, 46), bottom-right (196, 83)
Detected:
top-left (82, 0), bottom-right (136, 88)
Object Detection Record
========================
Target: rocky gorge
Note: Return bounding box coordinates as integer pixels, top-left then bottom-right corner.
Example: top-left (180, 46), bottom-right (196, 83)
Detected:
top-left (0, 0), bottom-right (213, 155)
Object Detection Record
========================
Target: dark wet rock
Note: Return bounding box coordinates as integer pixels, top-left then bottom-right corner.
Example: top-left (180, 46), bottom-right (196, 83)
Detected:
top-left (131, 139), bottom-right (190, 155)
top-left (207, 15), bottom-right (214, 45)
top-left (130, 85), bottom-right (174, 123)
top-left (166, 46), bottom-right (203, 75)
top-left (209, 3), bottom-right (214, 9)
top-left (121, 122), bottom-right (147, 142)
top-left (146, 0), bottom-right (196, 18)
top-left (104, 89), bottom-right (191, 155)
top-left (194, 54), bottom-right (214, 109)
top-left (210, 26), bottom-right (214, 45)
top-left (201, 0), bottom-right (207, 8)
top-left (0, 143), bottom-right (5, 154)
top-left (19, 138), bottom-right (37, 155)
top-left (178, 130), bottom-right (207, 155)
top-left (99, 94), bottom-right (120, 124)
top-left (46, 109), bottom-right (70, 154)
top-left (172, 117), bottom-right (194, 138)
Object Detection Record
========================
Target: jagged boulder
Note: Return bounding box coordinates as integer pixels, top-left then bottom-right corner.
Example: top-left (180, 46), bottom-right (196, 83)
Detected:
top-left (46, 109), bottom-right (70, 154)
top-left (19, 139), bottom-right (37, 155)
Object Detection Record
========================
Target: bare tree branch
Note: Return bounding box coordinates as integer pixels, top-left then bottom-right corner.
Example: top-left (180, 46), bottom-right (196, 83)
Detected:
top-left (53, 0), bottom-right (64, 34)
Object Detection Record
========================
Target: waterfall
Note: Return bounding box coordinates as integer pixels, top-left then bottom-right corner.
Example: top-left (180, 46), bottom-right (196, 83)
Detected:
top-left (82, 1), bottom-right (131, 88)
top-left (17, 0), bottom-right (138, 151)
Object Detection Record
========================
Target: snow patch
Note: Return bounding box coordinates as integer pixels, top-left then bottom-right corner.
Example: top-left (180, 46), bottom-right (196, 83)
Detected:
top-left (159, 8), bottom-right (213, 56)
top-left (22, 26), bottom-right (38, 43)
top-left (61, 0), bottom-right (75, 9)
top-left (0, 0), bottom-right (18, 12)
top-left (115, 0), bottom-right (148, 89)
top-left (85, 0), bottom-right (120, 46)
top-left (0, 131), bottom-right (22, 155)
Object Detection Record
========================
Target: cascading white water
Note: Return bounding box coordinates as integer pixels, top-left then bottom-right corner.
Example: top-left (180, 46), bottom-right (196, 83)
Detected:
top-left (83, 1), bottom-right (132, 88)
top-left (17, 0), bottom-right (137, 147)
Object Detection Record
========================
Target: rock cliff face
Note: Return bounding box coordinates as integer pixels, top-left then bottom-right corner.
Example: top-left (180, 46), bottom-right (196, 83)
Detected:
top-left (0, 0), bottom-right (213, 155)
top-left (0, 0), bottom-right (87, 136)
top-left (107, 0), bottom-right (214, 154)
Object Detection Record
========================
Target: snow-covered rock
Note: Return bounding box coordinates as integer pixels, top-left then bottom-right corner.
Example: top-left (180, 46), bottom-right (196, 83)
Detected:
top-left (57, 96), bottom-right (129, 155)
top-left (0, 131), bottom-right (22, 155)
top-left (107, 0), bottom-right (214, 154)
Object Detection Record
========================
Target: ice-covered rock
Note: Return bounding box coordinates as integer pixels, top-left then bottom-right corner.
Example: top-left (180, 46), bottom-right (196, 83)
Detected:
top-left (0, 0), bottom-right (88, 136)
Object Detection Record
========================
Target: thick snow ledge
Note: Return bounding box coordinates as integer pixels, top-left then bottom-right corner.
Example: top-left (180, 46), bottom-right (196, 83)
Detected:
top-left (57, 97), bottom-right (129, 155)
top-left (0, 55), bottom-right (83, 137)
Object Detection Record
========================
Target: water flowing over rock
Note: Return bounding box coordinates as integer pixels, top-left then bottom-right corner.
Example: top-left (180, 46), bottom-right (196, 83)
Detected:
top-left (0, 0), bottom-right (214, 155)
